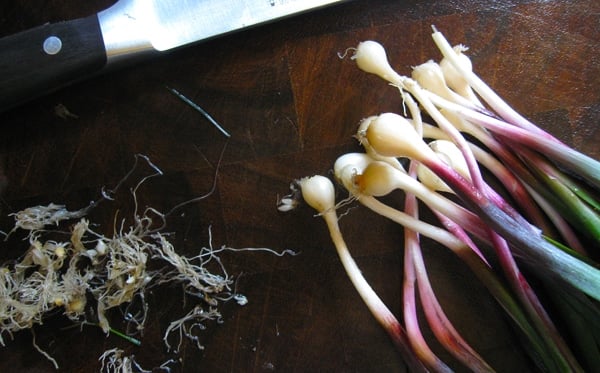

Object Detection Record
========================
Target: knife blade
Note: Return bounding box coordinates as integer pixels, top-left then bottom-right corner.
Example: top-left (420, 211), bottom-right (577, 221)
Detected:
top-left (0, 0), bottom-right (346, 112)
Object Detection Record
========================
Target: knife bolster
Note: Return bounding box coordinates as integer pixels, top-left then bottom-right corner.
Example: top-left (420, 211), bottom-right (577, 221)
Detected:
top-left (97, 0), bottom-right (156, 67)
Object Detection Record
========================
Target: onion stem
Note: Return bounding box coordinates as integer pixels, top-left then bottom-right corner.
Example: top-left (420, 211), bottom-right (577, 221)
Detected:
top-left (404, 161), bottom-right (493, 372)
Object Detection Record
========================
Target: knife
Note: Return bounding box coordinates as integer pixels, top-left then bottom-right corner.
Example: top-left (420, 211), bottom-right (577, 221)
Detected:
top-left (0, 0), bottom-right (346, 112)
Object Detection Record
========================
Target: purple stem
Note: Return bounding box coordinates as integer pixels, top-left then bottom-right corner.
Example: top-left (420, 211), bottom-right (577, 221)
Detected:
top-left (412, 244), bottom-right (494, 372)
top-left (430, 29), bottom-right (561, 142)
top-left (406, 161), bottom-right (492, 371)
top-left (403, 229), bottom-right (453, 372)
top-left (424, 149), bottom-right (583, 368)
top-left (428, 94), bottom-right (600, 189)
top-left (404, 160), bottom-right (453, 372)
top-left (433, 211), bottom-right (489, 266)
top-left (403, 159), bottom-right (451, 372)
top-left (486, 230), bottom-right (579, 370)
top-left (467, 131), bottom-right (583, 251)
top-left (421, 153), bottom-right (600, 305)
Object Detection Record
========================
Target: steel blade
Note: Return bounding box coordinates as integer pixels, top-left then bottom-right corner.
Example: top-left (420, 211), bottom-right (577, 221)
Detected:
top-left (151, 0), bottom-right (345, 51)
top-left (98, 0), bottom-right (345, 63)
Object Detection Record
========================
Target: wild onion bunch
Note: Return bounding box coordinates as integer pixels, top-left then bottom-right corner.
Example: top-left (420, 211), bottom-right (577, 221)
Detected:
top-left (281, 28), bottom-right (600, 372)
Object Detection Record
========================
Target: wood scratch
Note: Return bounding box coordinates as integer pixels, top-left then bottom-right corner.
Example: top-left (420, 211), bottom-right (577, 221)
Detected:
top-left (59, 128), bottom-right (86, 192)
top-left (252, 271), bottom-right (274, 371)
top-left (229, 308), bottom-right (241, 372)
top-left (20, 152), bottom-right (35, 188)
top-left (193, 145), bottom-right (213, 169)
top-left (245, 128), bottom-right (258, 158)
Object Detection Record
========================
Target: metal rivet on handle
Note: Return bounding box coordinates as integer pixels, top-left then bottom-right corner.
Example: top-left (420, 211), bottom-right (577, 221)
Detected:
top-left (43, 36), bottom-right (62, 55)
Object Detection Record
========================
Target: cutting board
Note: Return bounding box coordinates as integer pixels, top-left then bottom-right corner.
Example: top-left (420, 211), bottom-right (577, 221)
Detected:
top-left (0, 0), bottom-right (598, 371)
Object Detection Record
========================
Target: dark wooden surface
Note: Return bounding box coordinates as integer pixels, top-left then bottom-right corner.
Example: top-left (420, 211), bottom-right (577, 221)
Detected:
top-left (0, 0), bottom-right (599, 372)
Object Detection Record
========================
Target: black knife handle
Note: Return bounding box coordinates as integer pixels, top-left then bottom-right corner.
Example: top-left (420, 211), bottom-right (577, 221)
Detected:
top-left (0, 14), bottom-right (107, 112)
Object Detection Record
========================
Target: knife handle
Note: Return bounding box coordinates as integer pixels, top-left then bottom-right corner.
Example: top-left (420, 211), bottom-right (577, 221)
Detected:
top-left (0, 15), bottom-right (107, 112)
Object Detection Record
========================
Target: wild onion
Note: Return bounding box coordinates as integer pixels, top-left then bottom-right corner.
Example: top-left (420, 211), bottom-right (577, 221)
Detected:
top-left (283, 28), bottom-right (600, 371)
top-left (297, 175), bottom-right (428, 372)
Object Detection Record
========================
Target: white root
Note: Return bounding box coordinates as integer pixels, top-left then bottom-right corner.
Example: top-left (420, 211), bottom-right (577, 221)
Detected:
top-left (98, 348), bottom-right (151, 373)
top-left (163, 305), bottom-right (222, 353)
top-left (0, 154), bottom-right (289, 370)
